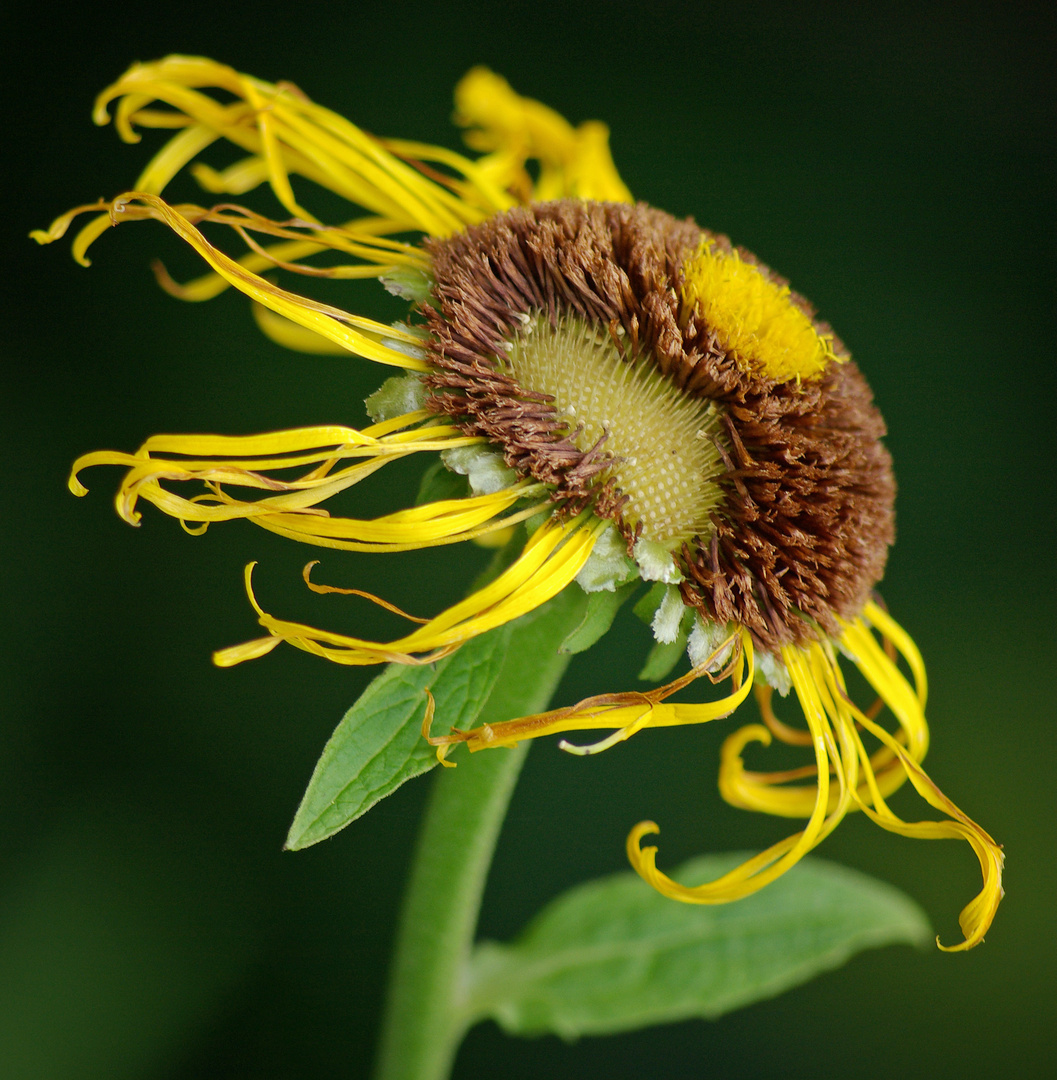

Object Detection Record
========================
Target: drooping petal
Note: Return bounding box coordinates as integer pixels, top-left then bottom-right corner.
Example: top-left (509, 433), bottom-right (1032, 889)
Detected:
top-left (68, 413), bottom-right (543, 551)
top-left (453, 68), bottom-right (633, 203)
top-left (618, 604), bottom-right (1002, 951)
top-left (147, 205), bottom-right (430, 297)
top-left (721, 605), bottom-right (929, 821)
top-left (90, 56), bottom-right (512, 233)
top-left (426, 629), bottom-right (755, 758)
top-left (697, 613), bottom-right (1001, 949)
top-left (627, 640), bottom-right (839, 904)
top-left (214, 516), bottom-right (602, 668)
top-left (131, 195), bottom-right (434, 367)
top-left (245, 489), bottom-right (548, 553)
top-left (839, 691), bottom-right (1004, 952)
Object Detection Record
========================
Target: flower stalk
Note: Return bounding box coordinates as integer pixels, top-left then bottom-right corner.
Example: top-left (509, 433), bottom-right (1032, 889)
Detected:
top-left (375, 740), bottom-right (528, 1080)
top-left (374, 590), bottom-right (583, 1080)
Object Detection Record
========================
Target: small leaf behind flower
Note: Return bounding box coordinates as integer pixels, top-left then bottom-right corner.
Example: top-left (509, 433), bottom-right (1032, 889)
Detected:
top-left (559, 581), bottom-right (638, 655)
top-left (462, 854), bottom-right (930, 1038)
top-left (285, 623), bottom-right (512, 850)
top-left (414, 458), bottom-right (469, 506)
top-left (637, 633), bottom-right (687, 682)
top-left (631, 581), bottom-right (669, 624)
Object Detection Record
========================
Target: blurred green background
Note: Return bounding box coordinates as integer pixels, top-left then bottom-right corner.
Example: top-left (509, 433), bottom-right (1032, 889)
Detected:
top-left (3, 1), bottom-right (1054, 1076)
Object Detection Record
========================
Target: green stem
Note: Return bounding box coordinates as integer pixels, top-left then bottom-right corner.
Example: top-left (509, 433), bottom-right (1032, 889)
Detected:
top-left (374, 589), bottom-right (584, 1080)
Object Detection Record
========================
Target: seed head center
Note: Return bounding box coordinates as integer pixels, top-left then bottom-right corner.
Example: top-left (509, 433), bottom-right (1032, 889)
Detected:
top-left (504, 314), bottom-right (726, 547)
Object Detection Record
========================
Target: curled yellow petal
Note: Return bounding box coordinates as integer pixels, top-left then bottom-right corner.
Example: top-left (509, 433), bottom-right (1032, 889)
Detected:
top-left (863, 599), bottom-right (928, 707)
top-left (91, 56), bottom-right (507, 235)
top-left (453, 67), bottom-right (632, 204)
top-left (625, 608), bottom-right (1001, 950)
top-left (105, 193), bottom-right (430, 369)
top-left (30, 201), bottom-right (110, 266)
top-left (248, 490), bottom-right (549, 554)
top-left (848, 704), bottom-right (1004, 952)
top-left (627, 641), bottom-right (837, 906)
top-left (302, 563), bottom-right (429, 622)
top-left (68, 416), bottom-right (513, 551)
top-left (215, 516), bottom-right (600, 668)
top-left (676, 610), bottom-right (1001, 949)
top-left (827, 619), bottom-right (1001, 949)
top-left (427, 629), bottom-right (754, 756)
top-left (147, 205), bottom-right (427, 301)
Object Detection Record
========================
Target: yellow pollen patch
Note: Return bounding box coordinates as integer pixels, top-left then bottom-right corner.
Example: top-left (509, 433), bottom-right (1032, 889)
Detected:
top-left (681, 240), bottom-right (840, 383)
top-left (504, 314), bottom-right (726, 547)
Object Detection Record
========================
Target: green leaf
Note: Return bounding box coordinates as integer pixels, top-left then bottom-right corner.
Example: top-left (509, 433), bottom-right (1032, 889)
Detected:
top-left (462, 854), bottom-right (930, 1038)
top-left (415, 458), bottom-right (469, 506)
top-left (285, 622), bottom-right (513, 850)
top-left (478, 586), bottom-right (587, 722)
top-left (559, 581), bottom-right (638, 655)
top-left (637, 633), bottom-right (687, 682)
top-left (632, 581), bottom-right (668, 624)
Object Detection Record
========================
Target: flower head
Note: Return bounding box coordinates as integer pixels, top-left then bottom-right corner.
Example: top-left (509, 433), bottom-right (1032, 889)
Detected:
top-left (37, 56), bottom-right (1003, 950)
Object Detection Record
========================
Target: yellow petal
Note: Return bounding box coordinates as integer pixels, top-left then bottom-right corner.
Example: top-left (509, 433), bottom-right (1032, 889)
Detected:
top-left (216, 517), bottom-right (600, 668)
top-left (453, 67), bottom-right (632, 203)
top-left (92, 56), bottom-right (507, 234)
top-left (430, 628), bottom-right (755, 754)
top-left (68, 417), bottom-right (486, 533)
top-left (108, 193), bottom-right (430, 369)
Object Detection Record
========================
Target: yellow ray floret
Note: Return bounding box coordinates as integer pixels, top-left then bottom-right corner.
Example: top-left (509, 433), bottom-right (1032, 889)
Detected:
top-left (30, 54), bottom-right (506, 310)
top-left (627, 603), bottom-right (1001, 951)
top-left (146, 206), bottom-right (429, 299)
top-left (214, 516), bottom-right (603, 668)
top-left (728, 604), bottom-right (929, 819)
top-left (425, 595), bottom-right (1000, 949)
top-left (36, 194), bottom-right (430, 370)
top-left (680, 239), bottom-right (840, 383)
top-left (453, 67), bottom-right (633, 204)
top-left (425, 629), bottom-right (754, 758)
top-left (69, 413), bottom-right (545, 551)
top-left (33, 56), bottom-right (633, 313)
top-left (92, 56), bottom-right (511, 234)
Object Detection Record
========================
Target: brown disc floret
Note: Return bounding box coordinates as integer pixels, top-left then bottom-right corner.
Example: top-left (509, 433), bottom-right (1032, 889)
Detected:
top-left (423, 199), bottom-right (895, 650)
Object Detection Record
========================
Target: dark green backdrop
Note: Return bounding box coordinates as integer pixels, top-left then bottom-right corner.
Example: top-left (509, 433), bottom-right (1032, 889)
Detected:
top-left (3, 2), bottom-right (1054, 1076)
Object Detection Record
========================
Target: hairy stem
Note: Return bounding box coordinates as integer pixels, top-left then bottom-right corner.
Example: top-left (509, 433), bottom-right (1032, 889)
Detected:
top-left (374, 589), bottom-right (583, 1080)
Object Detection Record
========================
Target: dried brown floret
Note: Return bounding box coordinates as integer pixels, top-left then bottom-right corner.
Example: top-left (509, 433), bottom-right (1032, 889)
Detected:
top-left (425, 199), bottom-right (894, 648)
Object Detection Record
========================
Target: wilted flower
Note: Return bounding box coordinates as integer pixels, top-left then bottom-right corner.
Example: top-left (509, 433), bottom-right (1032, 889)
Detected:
top-left (36, 57), bottom-right (1002, 950)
